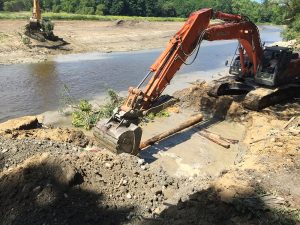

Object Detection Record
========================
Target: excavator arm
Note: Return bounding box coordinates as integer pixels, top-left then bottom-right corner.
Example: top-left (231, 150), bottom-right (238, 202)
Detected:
top-left (122, 8), bottom-right (212, 112)
top-left (94, 8), bottom-right (264, 155)
top-left (31, 0), bottom-right (42, 24)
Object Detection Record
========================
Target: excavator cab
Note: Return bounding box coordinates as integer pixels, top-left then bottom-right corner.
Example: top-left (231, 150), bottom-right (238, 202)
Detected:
top-left (229, 45), bottom-right (299, 87)
top-left (256, 46), bottom-right (295, 86)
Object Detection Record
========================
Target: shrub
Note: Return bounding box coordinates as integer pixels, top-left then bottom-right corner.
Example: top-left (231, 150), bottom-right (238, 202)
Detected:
top-left (283, 15), bottom-right (300, 42)
top-left (95, 4), bottom-right (105, 15)
top-left (71, 90), bottom-right (124, 130)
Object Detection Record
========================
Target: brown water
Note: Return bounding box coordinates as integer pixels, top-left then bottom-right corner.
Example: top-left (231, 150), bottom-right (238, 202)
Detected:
top-left (0, 26), bottom-right (282, 122)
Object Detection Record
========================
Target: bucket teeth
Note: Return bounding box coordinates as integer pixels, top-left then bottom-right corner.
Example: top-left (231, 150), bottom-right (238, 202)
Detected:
top-left (93, 119), bottom-right (142, 155)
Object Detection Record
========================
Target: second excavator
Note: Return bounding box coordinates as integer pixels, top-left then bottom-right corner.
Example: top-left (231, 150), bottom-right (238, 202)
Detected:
top-left (24, 0), bottom-right (60, 42)
top-left (94, 8), bottom-right (300, 155)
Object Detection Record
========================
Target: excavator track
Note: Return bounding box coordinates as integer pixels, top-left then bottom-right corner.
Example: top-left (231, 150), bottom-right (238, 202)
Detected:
top-left (243, 84), bottom-right (300, 111)
top-left (209, 77), bottom-right (300, 111)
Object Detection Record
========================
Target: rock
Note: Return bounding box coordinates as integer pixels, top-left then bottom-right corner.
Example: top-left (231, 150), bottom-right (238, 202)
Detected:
top-left (137, 158), bottom-right (145, 165)
top-left (288, 128), bottom-right (300, 136)
top-left (105, 163), bottom-right (113, 169)
top-left (141, 163), bottom-right (149, 170)
top-left (0, 116), bottom-right (39, 132)
top-left (154, 189), bottom-right (163, 195)
top-left (1, 148), bottom-right (8, 153)
top-left (68, 131), bottom-right (89, 147)
top-left (115, 19), bottom-right (125, 26)
top-left (33, 186), bottom-right (42, 193)
top-left (153, 207), bottom-right (163, 215)
top-left (276, 142), bottom-right (284, 147)
top-left (126, 193), bottom-right (132, 199)
top-left (11, 147), bottom-right (19, 154)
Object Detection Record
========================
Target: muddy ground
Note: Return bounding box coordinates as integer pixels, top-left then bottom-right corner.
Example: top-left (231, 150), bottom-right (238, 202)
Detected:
top-left (0, 20), bottom-right (182, 65)
top-left (0, 81), bottom-right (299, 225)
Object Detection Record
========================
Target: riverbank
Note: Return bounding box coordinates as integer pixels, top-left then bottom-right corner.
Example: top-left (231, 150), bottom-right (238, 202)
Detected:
top-left (0, 19), bottom-right (183, 65)
top-left (0, 80), bottom-right (299, 225)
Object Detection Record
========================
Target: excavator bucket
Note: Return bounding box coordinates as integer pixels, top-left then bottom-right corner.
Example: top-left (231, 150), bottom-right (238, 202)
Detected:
top-left (93, 119), bottom-right (142, 155)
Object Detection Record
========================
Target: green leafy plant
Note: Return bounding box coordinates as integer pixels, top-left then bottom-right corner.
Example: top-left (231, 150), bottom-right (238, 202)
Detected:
top-left (71, 90), bottom-right (124, 130)
top-left (282, 15), bottom-right (300, 44)
top-left (21, 35), bottom-right (30, 45)
top-left (145, 110), bottom-right (170, 121)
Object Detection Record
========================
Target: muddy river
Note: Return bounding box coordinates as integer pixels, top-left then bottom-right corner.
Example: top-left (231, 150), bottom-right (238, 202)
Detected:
top-left (0, 26), bottom-right (282, 122)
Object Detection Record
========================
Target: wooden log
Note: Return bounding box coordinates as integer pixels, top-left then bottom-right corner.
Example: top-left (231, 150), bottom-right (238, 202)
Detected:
top-left (198, 130), bottom-right (231, 149)
top-left (282, 116), bottom-right (296, 129)
top-left (140, 114), bottom-right (203, 150)
top-left (200, 130), bottom-right (239, 144)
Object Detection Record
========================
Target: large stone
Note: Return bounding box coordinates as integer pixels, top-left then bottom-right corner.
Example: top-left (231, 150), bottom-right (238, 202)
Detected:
top-left (0, 116), bottom-right (39, 133)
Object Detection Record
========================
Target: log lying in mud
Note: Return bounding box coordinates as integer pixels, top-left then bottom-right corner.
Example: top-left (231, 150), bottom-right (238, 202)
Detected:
top-left (140, 114), bottom-right (203, 150)
top-left (198, 130), bottom-right (231, 148)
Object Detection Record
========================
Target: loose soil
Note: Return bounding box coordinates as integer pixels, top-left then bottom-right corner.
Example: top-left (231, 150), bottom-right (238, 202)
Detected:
top-left (0, 20), bottom-right (183, 65)
top-left (1, 80), bottom-right (299, 225)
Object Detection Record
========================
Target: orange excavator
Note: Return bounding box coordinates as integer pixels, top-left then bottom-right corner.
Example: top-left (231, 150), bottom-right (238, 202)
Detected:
top-left (94, 8), bottom-right (300, 155)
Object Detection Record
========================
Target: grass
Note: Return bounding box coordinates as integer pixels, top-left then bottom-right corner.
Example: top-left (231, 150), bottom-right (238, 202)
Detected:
top-left (0, 11), bottom-right (186, 22)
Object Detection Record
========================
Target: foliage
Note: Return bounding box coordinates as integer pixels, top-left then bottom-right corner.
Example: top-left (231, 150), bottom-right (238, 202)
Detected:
top-left (2, 0), bottom-right (31, 11)
top-left (41, 18), bottom-right (54, 37)
top-left (278, 0), bottom-right (300, 43)
top-left (0, 0), bottom-right (290, 23)
top-left (21, 35), bottom-right (30, 45)
top-left (146, 110), bottom-right (170, 121)
top-left (71, 90), bottom-right (124, 130)
top-left (0, 0), bottom-right (299, 44)
top-left (283, 15), bottom-right (300, 41)
top-left (71, 100), bottom-right (94, 130)
top-left (0, 11), bottom-right (185, 21)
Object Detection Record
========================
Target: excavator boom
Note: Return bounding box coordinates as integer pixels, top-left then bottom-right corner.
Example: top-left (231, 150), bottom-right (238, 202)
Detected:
top-left (32, 0), bottom-right (41, 21)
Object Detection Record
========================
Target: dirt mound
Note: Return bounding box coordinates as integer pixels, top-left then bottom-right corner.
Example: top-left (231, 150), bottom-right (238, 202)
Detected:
top-left (115, 20), bottom-right (144, 27)
top-left (142, 186), bottom-right (299, 225)
top-left (0, 136), bottom-right (83, 171)
top-left (3, 127), bottom-right (90, 148)
top-left (0, 116), bottom-right (40, 133)
top-left (0, 115), bottom-right (90, 148)
top-left (0, 146), bottom-right (202, 224)
top-left (173, 81), bottom-right (246, 120)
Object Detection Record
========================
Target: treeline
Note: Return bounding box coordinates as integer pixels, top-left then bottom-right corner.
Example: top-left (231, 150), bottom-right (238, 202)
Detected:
top-left (0, 0), bottom-right (299, 35)
top-left (280, 0), bottom-right (300, 41)
top-left (0, 0), bottom-right (285, 23)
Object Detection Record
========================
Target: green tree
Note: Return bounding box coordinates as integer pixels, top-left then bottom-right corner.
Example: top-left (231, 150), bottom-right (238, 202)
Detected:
top-left (160, 1), bottom-right (176, 17)
top-left (231, 0), bottom-right (261, 22)
top-left (0, 0), bottom-right (3, 10)
top-left (3, 0), bottom-right (30, 11)
top-left (213, 0), bottom-right (233, 12)
top-left (95, 3), bottom-right (105, 15)
top-left (109, 0), bottom-right (125, 15)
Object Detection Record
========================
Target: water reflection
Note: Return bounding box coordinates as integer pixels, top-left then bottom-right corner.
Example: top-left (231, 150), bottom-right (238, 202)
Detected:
top-left (30, 61), bottom-right (61, 112)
